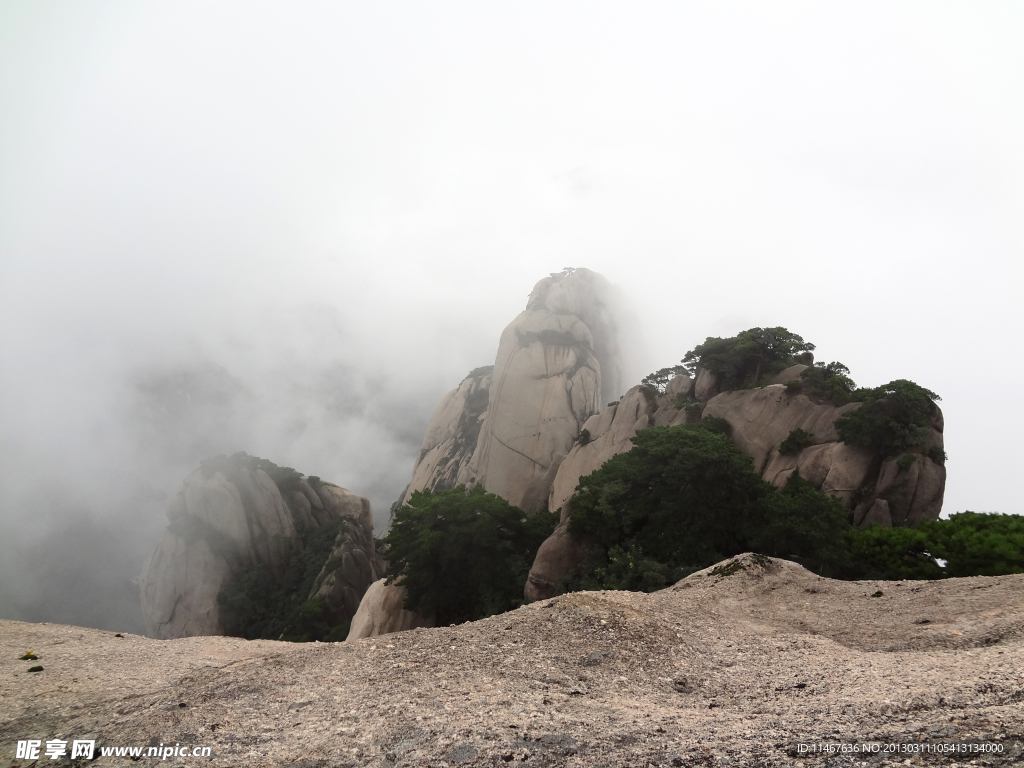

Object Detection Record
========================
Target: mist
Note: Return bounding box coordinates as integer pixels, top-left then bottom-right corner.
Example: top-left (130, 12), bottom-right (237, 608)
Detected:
top-left (1, 2), bottom-right (1022, 633)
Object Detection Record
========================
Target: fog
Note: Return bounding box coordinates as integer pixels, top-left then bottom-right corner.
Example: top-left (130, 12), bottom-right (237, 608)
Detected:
top-left (1, 2), bottom-right (1021, 633)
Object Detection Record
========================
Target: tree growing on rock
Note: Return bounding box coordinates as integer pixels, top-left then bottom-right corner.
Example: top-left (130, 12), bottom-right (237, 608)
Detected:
top-left (835, 379), bottom-right (941, 455)
top-left (382, 486), bottom-right (557, 626)
top-left (560, 422), bottom-right (851, 591)
top-left (682, 327), bottom-right (815, 389)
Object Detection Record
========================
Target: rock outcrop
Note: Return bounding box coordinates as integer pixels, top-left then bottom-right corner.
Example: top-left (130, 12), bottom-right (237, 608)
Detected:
top-left (139, 453), bottom-right (383, 639)
top-left (400, 268), bottom-right (624, 512)
top-left (358, 269), bottom-right (628, 635)
top-left (345, 578), bottom-right (435, 640)
top-left (526, 372), bottom-right (946, 601)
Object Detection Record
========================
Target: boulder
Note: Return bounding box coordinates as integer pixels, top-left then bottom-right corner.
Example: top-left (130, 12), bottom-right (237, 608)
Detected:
top-left (860, 498), bottom-right (893, 528)
top-left (139, 453), bottom-right (382, 639)
top-left (524, 379), bottom-right (947, 601)
top-left (346, 578), bottom-right (434, 640)
top-left (664, 373), bottom-right (692, 399)
top-left (523, 520), bottom-right (591, 603)
top-left (767, 364), bottom-right (809, 385)
top-left (693, 367), bottom-right (720, 401)
top-left (465, 309), bottom-right (601, 509)
top-left (874, 453), bottom-right (947, 528)
top-left (762, 442), bottom-right (875, 507)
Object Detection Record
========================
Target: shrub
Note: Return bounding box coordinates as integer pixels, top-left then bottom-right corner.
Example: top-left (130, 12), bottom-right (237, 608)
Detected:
top-left (844, 525), bottom-right (942, 580)
top-left (577, 428), bottom-right (592, 446)
top-left (800, 361), bottom-right (857, 404)
top-left (218, 517), bottom-right (345, 642)
top-left (382, 486), bottom-right (557, 626)
top-left (565, 424), bottom-right (766, 586)
top-left (748, 474), bottom-right (850, 577)
top-left (641, 366), bottom-right (688, 394)
top-left (779, 428), bottom-right (815, 456)
top-left (682, 327), bottom-right (815, 389)
top-left (924, 512), bottom-right (1024, 577)
top-left (896, 452), bottom-right (917, 471)
top-left (844, 512), bottom-right (1024, 580)
top-left (835, 379), bottom-right (941, 455)
top-left (785, 380), bottom-right (802, 394)
top-left (927, 446), bottom-right (947, 465)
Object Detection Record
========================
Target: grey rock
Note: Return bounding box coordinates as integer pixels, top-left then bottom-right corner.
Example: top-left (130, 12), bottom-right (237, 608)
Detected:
top-left (139, 456), bottom-right (381, 639)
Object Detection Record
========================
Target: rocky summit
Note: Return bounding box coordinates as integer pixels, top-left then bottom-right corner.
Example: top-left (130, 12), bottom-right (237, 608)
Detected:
top-left (3, 555), bottom-right (1023, 767)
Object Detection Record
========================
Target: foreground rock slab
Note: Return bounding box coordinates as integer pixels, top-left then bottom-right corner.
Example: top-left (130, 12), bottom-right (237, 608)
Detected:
top-left (3, 555), bottom-right (1024, 767)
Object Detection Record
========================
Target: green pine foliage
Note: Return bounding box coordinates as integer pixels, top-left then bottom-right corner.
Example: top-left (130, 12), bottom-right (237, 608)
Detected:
top-left (843, 512), bottom-right (1024, 580)
top-left (640, 365), bottom-right (688, 394)
top-left (382, 485), bottom-right (557, 626)
top-left (923, 512), bottom-right (1024, 577)
top-left (218, 517), bottom-right (347, 642)
top-left (565, 423), bottom-right (767, 578)
top-left (750, 474), bottom-right (851, 575)
top-left (799, 361), bottom-right (857, 404)
top-left (779, 428), bottom-right (815, 455)
top-left (835, 379), bottom-right (941, 455)
top-left (561, 422), bottom-right (853, 591)
top-left (681, 327), bottom-right (815, 389)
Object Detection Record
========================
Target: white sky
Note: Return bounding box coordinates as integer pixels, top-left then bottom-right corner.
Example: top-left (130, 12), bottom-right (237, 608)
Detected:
top-left (1, 2), bottom-right (1021, 630)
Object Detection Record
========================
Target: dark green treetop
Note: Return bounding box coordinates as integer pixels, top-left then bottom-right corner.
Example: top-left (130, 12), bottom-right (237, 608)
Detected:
top-left (382, 485), bottom-right (556, 626)
top-left (681, 327), bottom-right (815, 389)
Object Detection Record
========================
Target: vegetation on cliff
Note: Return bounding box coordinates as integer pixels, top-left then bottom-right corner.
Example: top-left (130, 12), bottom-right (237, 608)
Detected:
top-left (217, 517), bottom-right (348, 642)
top-left (681, 327), bottom-right (815, 389)
top-left (559, 422), bottom-right (851, 591)
top-left (834, 379), bottom-right (942, 455)
top-left (556, 421), bottom-right (1020, 590)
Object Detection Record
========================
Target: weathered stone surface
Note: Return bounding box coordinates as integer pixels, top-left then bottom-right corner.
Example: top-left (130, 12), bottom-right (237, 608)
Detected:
top-left (346, 578), bottom-right (434, 640)
top-left (464, 309), bottom-right (601, 509)
top-left (309, 516), bottom-right (385, 629)
top-left (546, 386), bottom-right (653, 514)
top-left (664, 373), bottom-right (692, 399)
top-left (139, 455), bottom-right (381, 639)
top-left (702, 385), bottom-right (859, 473)
top-left (9, 557), bottom-right (1024, 766)
top-left (523, 520), bottom-right (591, 603)
top-left (874, 453), bottom-right (947, 528)
top-left (693, 367), bottom-right (720, 400)
top-left (767, 364), bottom-right (809, 384)
top-left (861, 498), bottom-right (893, 528)
top-left (403, 367), bottom-right (492, 499)
top-left (401, 269), bottom-right (626, 517)
top-left (762, 441), bottom-right (875, 506)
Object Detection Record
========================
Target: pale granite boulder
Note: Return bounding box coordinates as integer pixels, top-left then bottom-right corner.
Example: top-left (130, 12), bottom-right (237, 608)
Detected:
top-left (346, 578), bottom-right (434, 640)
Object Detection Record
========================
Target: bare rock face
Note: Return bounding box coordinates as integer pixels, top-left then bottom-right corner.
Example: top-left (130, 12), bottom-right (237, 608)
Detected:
top-left (308, 483), bottom-right (386, 629)
top-left (401, 366), bottom-right (492, 501)
top-left (345, 578), bottom-right (434, 640)
top-left (139, 453), bottom-right (382, 639)
top-left (547, 385), bottom-right (653, 515)
top-left (401, 268), bottom-right (623, 512)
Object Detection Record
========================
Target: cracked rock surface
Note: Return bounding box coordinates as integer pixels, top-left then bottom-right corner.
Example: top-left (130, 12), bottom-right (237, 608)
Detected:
top-left (3, 554), bottom-right (1023, 767)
